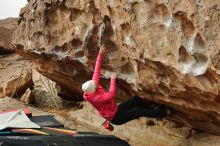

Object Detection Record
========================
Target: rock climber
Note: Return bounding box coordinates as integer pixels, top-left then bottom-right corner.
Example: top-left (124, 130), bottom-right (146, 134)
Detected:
top-left (82, 45), bottom-right (169, 126)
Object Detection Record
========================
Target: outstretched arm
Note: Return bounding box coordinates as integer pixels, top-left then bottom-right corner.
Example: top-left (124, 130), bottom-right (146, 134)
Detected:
top-left (101, 73), bottom-right (117, 102)
top-left (92, 45), bottom-right (106, 85)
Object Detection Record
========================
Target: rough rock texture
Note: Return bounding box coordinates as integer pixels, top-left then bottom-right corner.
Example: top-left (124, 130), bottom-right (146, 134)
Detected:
top-left (13, 0), bottom-right (220, 135)
top-left (0, 18), bottom-right (18, 54)
top-left (2, 72), bottom-right (34, 97)
top-left (32, 69), bottom-right (78, 108)
top-left (0, 54), bottom-right (33, 98)
top-left (21, 88), bottom-right (35, 104)
top-left (69, 102), bottom-right (220, 146)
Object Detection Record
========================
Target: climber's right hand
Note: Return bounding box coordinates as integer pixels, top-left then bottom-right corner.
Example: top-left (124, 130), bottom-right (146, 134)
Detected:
top-left (111, 72), bottom-right (117, 80)
top-left (99, 45), bottom-right (106, 54)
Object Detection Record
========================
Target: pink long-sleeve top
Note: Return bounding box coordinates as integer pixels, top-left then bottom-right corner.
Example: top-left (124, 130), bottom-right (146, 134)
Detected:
top-left (83, 53), bottom-right (118, 121)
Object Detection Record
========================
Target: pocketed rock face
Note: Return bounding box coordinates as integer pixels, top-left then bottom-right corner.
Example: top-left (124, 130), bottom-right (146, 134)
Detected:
top-left (0, 18), bottom-right (18, 54)
top-left (13, 0), bottom-right (220, 135)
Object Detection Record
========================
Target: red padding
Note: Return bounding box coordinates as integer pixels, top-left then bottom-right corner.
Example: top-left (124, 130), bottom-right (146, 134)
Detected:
top-left (0, 108), bottom-right (32, 116)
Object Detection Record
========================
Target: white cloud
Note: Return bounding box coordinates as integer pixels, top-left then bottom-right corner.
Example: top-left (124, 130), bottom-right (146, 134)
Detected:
top-left (0, 0), bottom-right (27, 19)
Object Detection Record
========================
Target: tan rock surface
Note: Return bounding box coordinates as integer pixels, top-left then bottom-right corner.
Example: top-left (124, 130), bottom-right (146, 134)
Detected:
top-left (0, 18), bottom-right (18, 53)
top-left (0, 54), bottom-right (32, 98)
top-left (12, 0), bottom-right (220, 135)
top-left (0, 54), bottom-right (32, 85)
top-left (2, 71), bottom-right (33, 97)
top-left (21, 88), bottom-right (35, 104)
top-left (1, 55), bottom-right (220, 145)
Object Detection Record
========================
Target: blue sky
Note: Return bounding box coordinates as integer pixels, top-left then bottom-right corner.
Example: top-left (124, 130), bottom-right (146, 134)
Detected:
top-left (0, 0), bottom-right (27, 19)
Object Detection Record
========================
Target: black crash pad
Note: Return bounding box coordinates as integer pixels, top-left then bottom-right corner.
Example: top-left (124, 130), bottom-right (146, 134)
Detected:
top-left (29, 115), bottom-right (64, 127)
top-left (0, 135), bottom-right (130, 146)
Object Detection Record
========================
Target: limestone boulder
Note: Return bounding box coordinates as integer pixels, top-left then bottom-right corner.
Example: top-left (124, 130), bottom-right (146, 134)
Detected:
top-left (2, 72), bottom-right (34, 97)
top-left (12, 0), bottom-right (220, 135)
top-left (32, 69), bottom-right (79, 108)
top-left (0, 18), bottom-right (18, 54)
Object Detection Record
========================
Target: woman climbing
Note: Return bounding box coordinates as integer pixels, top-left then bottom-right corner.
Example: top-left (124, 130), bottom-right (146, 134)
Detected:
top-left (82, 45), bottom-right (168, 126)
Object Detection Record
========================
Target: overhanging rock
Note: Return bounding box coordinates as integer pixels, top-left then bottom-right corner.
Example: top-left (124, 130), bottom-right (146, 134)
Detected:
top-left (13, 0), bottom-right (220, 134)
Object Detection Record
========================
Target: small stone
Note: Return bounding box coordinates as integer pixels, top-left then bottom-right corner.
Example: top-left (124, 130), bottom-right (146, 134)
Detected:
top-left (21, 88), bottom-right (35, 104)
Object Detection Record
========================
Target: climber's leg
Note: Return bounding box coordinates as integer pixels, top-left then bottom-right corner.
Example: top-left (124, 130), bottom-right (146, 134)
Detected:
top-left (111, 105), bottom-right (168, 125)
top-left (118, 96), bottom-right (147, 109)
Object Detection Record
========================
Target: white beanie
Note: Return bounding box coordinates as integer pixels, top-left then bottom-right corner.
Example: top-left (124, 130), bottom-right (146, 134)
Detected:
top-left (82, 80), bottom-right (96, 93)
